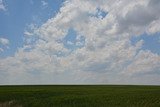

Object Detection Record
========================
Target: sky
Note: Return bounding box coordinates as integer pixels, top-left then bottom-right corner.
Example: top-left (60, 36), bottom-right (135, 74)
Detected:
top-left (0, 0), bottom-right (160, 85)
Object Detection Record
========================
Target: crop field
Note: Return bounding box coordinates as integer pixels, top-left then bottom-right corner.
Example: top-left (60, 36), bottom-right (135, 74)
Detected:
top-left (0, 85), bottom-right (160, 107)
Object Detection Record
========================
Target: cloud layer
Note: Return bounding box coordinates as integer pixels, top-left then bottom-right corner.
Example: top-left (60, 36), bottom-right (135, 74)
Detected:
top-left (0, 0), bottom-right (160, 85)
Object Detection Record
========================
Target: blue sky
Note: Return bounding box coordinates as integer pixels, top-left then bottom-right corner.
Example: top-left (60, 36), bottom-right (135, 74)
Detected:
top-left (0, 0), bottom-right (64, 57)
top-left (0, 0), bottom-right (160, 85)
top-left (131, 33), bottom-right (160, 55)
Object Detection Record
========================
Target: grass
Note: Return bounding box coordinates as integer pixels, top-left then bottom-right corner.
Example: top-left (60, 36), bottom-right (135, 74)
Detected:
top-left (0, 85), bottom-right (160, 107)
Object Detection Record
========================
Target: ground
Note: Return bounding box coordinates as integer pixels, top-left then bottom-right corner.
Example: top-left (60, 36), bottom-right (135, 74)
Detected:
top-left (0, 85), bottom-right (160, 107)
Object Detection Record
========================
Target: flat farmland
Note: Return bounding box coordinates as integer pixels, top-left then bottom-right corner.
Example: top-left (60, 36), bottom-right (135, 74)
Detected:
top-left (0, 85), bottom-right (160, 107)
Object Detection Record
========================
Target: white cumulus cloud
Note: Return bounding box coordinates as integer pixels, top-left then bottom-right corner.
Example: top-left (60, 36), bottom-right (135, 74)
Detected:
top-left (0, 37), bottom-right (9, 52)
top-left (0, 37), bottom-right (9, 45)
top-left (0, 0), bottom-right (6, 11)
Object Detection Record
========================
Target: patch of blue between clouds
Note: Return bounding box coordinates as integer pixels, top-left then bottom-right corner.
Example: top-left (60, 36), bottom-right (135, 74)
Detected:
top-left (56, 28), bottom-right (85, 57)
top-left (90, 8), bottom-right (108, 19)
top-left (131, 33), bottom-right (160, 55)
top-left (63, 28), bottom-right (85, 50)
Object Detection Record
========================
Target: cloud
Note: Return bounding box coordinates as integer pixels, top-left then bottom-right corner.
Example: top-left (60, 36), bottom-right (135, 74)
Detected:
top-left (122, 50), bottom-right (160, 75)
top-left (0, 0), bottom-right (6, 11)
top-left (41, 0), bottom-right (48, 7)
top-left (0, 48), bottom-right (3, 52)
top-left (159, 37), bottom-right (160, 43)
top-left (0, 0), bottom-right (160, 85)
top-left (0, 37), bottom-right (9, 52)
top-left (0, 37), bottom-right (9, 46)
top-left (24, 31), bottom-right (34, 36)
top-left (116, 0), bottom-right (160, 35)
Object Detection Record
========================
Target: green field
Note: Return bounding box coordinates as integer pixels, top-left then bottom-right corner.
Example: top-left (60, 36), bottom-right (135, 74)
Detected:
top-left (0, 85), bottom-right (160, 107)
